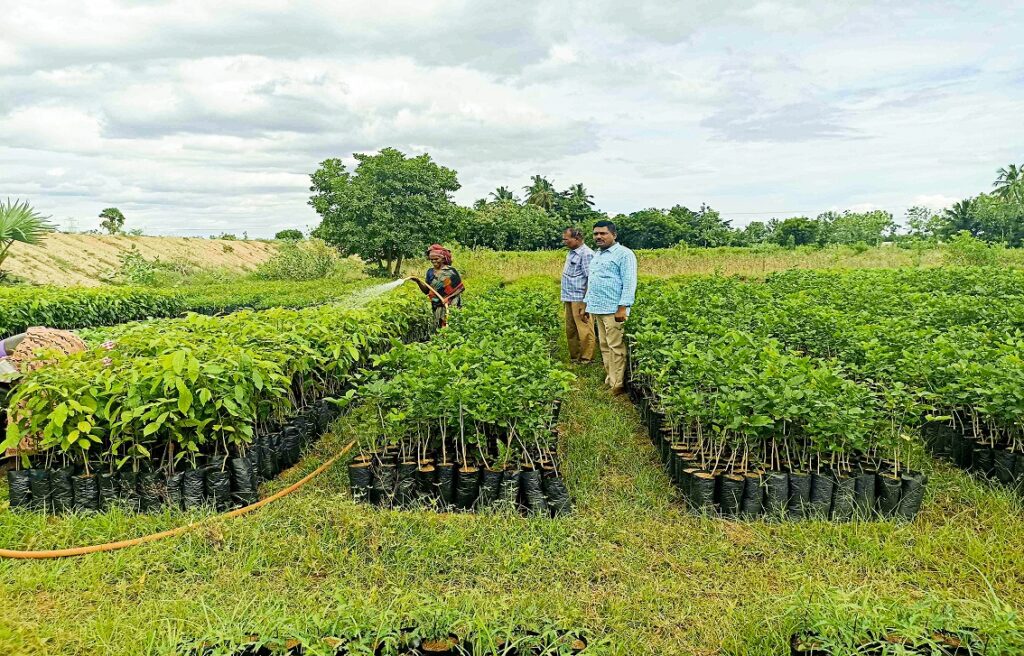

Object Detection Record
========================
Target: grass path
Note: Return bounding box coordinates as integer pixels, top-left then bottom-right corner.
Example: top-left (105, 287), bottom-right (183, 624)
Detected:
top-left (2, 361), bottom-right (1023, 654)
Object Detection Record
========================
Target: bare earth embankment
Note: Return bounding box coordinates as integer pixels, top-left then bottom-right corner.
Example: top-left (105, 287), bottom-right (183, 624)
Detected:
top-left (5, 234), bottom-right (278, 286)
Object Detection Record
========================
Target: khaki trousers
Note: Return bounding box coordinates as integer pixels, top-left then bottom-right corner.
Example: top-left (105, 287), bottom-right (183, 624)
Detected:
top-left (594, 314), bottom-right (627, 389)
top-left (564, 301), bottom-right (595, 362)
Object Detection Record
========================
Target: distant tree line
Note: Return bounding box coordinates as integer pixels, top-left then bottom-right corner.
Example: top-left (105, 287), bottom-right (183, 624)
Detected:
top-left (306, 148), bottom-right (1024, 271)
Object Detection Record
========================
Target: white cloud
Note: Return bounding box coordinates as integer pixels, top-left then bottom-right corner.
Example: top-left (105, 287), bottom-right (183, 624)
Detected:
top-left (0, 0), bottom-right (1021, 236)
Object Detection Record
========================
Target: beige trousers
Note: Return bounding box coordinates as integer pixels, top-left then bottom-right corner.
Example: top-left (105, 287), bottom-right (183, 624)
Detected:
top-left (564, 301), bottom-right (595, 362)
top-left (594, 314), bottom-right (627, 389)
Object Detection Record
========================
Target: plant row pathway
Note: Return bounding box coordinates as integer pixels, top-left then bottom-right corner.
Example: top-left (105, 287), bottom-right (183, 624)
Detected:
top-left (2, 361), bottom-right (1023, 654)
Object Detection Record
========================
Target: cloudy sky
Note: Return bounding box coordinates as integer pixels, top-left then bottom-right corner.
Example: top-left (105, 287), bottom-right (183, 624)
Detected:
top-left (2, 1), bottom-right (1022, 237)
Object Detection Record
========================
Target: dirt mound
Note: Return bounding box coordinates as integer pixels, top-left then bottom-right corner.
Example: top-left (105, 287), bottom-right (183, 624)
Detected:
top-left (4, 233), bottom-right (278, 286)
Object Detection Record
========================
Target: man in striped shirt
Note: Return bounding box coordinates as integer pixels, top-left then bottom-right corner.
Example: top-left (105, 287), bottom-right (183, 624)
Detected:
top-left (583, 220), bottom-right (638, 396)
top-left (561, 227), bottom-right (595, 363)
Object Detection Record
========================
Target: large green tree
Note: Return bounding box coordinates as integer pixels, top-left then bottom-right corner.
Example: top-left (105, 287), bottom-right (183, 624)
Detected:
top-left (770, 216), bottom-right (820, 247)
top-left (615, 209), bottom-right (684, 249)
top-left (309, 148), bottom-right (460, 275)
top-left (819, 210), bottom-right (895, 245)
top-left (457, 201), bottom-right (561, 250)
top-left (1, 198), bottom-right (54, 276)
top-left (99, 207), bottom-right (126, 235)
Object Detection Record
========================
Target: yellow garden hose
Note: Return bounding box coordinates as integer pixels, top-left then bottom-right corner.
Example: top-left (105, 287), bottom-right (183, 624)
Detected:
top-left (0, 439), bottom-right (356, 560)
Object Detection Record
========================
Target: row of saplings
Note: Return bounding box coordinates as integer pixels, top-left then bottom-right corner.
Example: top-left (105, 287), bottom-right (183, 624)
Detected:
top-left (347, 282), bottom-right (575, 517)
top-left (924, 420), bottom-right (1024, 493)
top-left (348, 426), bottom-right (571, 517)
top-left (6, 399), bottom-right (338, 514)
top-left (188, 626), bottom-right (590, 655)
top-left (634, 394), bottom-right (927, 522)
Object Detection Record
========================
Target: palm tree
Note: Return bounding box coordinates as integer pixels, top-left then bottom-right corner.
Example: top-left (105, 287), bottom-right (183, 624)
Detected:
top-left (567, 183), bottom-right (594, 207)
top-left (994, 163), bottom-right (1023, 202)
top-left (942, 198), bottom-right (978, 236)
top-left (524, 175), bottom-right (556, 210)
top-left (489, 186), bottom-right (517, 203)
top-left (0, 199), bottom-right (54, 277)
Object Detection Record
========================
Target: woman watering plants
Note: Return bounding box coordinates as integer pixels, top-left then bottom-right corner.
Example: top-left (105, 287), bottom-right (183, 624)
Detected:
top-left (409, 243), bottom-right (464, 328)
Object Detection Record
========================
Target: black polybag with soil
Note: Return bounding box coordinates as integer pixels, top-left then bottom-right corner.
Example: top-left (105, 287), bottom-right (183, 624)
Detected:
top-left (49, 466), bottom-right (75, 513)
top-left (6, 469), bottom-right (32, 509)
top-left (230, 456), bottom-right (259, 507)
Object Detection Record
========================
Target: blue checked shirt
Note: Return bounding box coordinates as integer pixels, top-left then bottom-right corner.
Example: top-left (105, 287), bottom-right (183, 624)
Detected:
top-left (584, 242), bottom-right (638, 315)
top-left (561, 244), bottom-right (594, 302)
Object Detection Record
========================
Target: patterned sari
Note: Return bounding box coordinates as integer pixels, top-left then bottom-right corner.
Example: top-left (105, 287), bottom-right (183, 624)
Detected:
top-left (425, 266), bottom-right (464, 327)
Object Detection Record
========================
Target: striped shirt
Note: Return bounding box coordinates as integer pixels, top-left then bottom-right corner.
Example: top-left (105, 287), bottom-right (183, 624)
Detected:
top-left (561, 244), bottom-right (594, 302)
top-left (584, 242), bottom-right (638, 315)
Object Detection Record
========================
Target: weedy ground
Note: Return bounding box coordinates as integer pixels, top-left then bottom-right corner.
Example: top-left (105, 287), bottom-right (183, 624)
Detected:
top-left (2, 350), bottom-right (1023, 655)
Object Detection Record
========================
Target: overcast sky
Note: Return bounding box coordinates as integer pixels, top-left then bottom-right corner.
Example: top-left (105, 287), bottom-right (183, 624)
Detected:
top-left (2, 1), bottom-right (1022, 237)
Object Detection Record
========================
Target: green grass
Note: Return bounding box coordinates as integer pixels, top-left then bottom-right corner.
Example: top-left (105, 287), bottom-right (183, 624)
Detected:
top-left (2, 353), bottom-right (1023, 655)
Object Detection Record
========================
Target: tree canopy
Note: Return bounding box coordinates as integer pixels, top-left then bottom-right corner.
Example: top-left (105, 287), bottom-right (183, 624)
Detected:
top-left (99, 207), bottom-right (126, 235)
top-left (310, 148), bottom-right (460, 275)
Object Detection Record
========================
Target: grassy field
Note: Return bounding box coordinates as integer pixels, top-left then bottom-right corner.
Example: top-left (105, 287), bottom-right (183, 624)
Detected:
top-left (2, 333), bottom-right (1023, 654)
top-left (415, 244), bottom-right (1024, 282)
top-left (2, 252), bottom-right (1024, 654)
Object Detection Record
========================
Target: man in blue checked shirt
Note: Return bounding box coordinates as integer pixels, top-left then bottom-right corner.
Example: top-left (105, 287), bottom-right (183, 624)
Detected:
top-left (561, 226), bottom-right (595, 363)
top-left (583, 220), bottom-right (638, 395)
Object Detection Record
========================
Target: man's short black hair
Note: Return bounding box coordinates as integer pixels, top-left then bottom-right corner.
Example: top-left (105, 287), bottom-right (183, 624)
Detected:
top-left (593, 220), bottom-right (617, 236)
top-left (563, 226), bottom-right (584, 240)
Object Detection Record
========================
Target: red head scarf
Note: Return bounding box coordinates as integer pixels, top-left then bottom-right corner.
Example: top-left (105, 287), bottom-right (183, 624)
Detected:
top-left (427, 243), bottom-right (453, 265)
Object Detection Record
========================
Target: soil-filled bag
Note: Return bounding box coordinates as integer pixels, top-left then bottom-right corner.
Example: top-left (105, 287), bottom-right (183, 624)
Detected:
top-left (117, 470), bottom-right (140, 512)
top-left (263, 433), bottom-right (282, 478)
top-left (678, 467), bottom-right (698, 506)
top-left (669, 450), bottom-right (689, 487)
top-left (373, 462), bottom-right (397, 507)
top-left (740, 472), bottom-right (764, 518)
top-left (165, 472), bottom-right (184, 510)
top-left (182, 467), bottom-right (207, 510)
top-left (7, 470), bottom-right (32, 509)
top-left (519, 467), bottom-right (548, 515)
top-left (970, 442), bottom-right (994, 477)
top-left (950, 432), bottom-right (972, 469)
top-left (205, 469), bottom-right (232, 511)
top-left (434, 463), bottom-right (456, 507)
top-left (830, 473), bottom-right (856, 521)
top-left (27, 468), bottom-right (51, 511)
top-left (648, 410), bottom-right (665, 443)
top-left (281, 426), bottom-right (302, 467)
top-left (251, 437), bottom-right (269, 481)
top-left (415, 464), bottom-right (436, 500)
top-left (786, 471), bottom-right (812, 519)
top-left (71, 474), bottom-right (99, 512)
top-left (348, 462), bottom-right (374, 503)
top-left (48, 467), bottom-right (74, 513)
top-left (396, 462), bottom-right (418, 507)
top-left (478, 467), bottom-right (504, 507)
top-left (455, 465), bottom-right (480, 509)
top-left (895, 472), bottom-right (927, 521)
top-left (499, 467), bottom-right (520, 505)
top-left (876, 473), bottom-right (902, 516)
top-left (97, 472), bottom-right (119, 509)
top-left (1015, 456), bottom-right (1024, 487)
top-left (808, 472), bottom-right (835, 519)
top-left (764, 471), bottom-right (789, 518)
top-left (137, 471), bottom-right (164, 512)
top-left (853, 470), bottom-right (877, 517)
top-left (718, 473), bottom-right (744, 518)
top-left (230, 456), bottom-right (259, 507)
top-left (992, 449), bottom-right (1016, 486)
top-left (688, 471), bottom-right (717, 512)
top-left (542, 473), bottom-right (573, 516)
